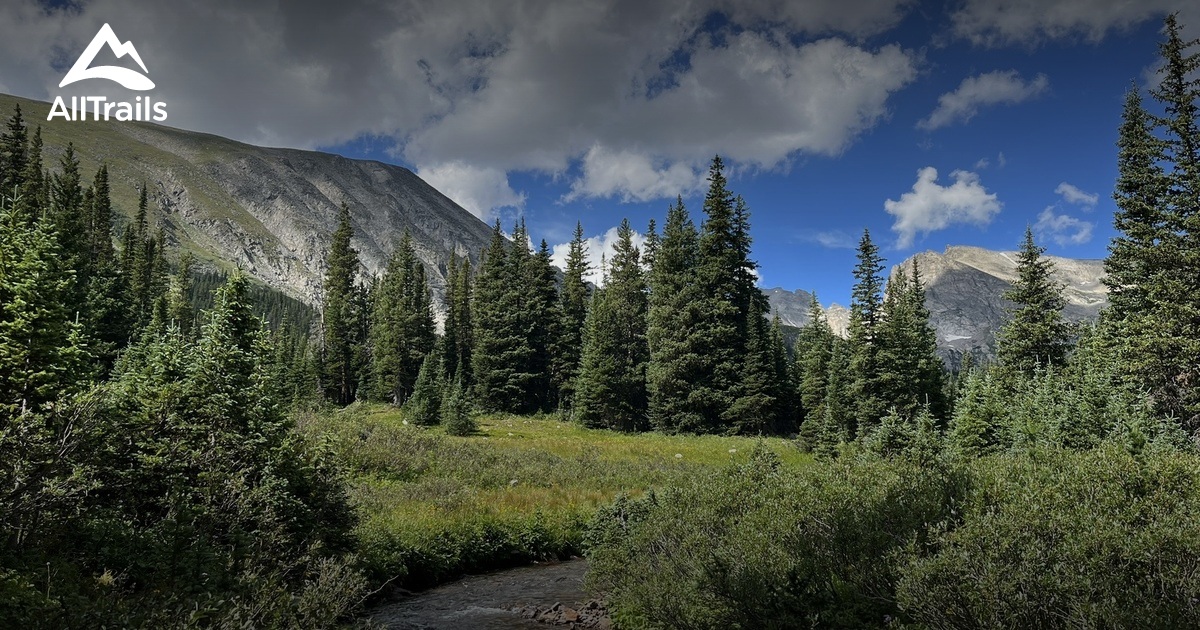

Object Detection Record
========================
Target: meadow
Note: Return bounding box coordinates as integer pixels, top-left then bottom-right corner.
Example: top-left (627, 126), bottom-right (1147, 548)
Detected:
top-left (298, 403), bottom-right (811, 590)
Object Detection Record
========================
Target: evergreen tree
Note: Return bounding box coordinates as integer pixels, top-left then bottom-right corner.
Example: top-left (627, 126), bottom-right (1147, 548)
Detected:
top-left (321, 202), bottom-right (365, 404)
top-left (877, 260), bottom-right (946, 419)
top-left (551, 222), bottom-right (591, 410)
top-left (947, 367), bottom-right (1007, 457)
top-left (574, 219), bottom-right (649, 431)
top-left (1103, 15), bottom-right (1200, 428)
top-left (369, 233), bottom-right (436, 404)
top-left (728, 308), bottom-right (791, 435)
top-left (997, 227), bottom-right (1071, 376)
top-left (472, 222), bottom-right (522, 412)
top-left (17, 126), bottom-right (46, 222)
top-left (442, 255), bottom-right (463, 380)
top-left (525, 238), bottom-right (559, 411)
top-left (0, 192), bottom-right (86, 417)
top-left (0, 104), bottom-right (27, 196)
top-left (441, 375), bottom-right (475, 436)
top-left (450, 257), bottom-right (474, 384)
top-left (646, 197), bottom-right (705, 432)
top-left (690, 157), bottom-right (758, 431)
top-left (80, 165), bottom-right (133, 367)
top-left (404, 350), bottom-right (443, 425)
top-left (847, 229), bottom-right (886, 436)
top-left (1106, 88), bottom-right (1170, 319)
top-left (471, 221), bottom-right (556, 413)
top-left (167, 253), bottom-right (195, 336)
top-left (796, 295), bottom-right (835, 422)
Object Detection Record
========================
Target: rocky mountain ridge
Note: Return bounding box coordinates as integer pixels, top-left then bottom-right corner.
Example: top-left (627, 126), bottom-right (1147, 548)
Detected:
top-left (765, 245), bottom-right (1109, 365)
top-left (1, 93), bottom-right (496, 321)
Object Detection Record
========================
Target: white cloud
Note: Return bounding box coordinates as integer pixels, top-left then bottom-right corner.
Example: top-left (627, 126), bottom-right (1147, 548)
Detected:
top-left (803, 230), bottom-right (858, 249)
top-left (0, 0), bottom-right (920, 216)
top-left (1055, 182), bottom-right (1099, 208)
top-left (885, 167), bottom-right (1002, 248)
top-left (918, 70), bottom-right (1048, 131)
top-left (550, 225), bottom-right (647, 286)
top-left (1035, 206), bottom-right (1093, 245)
top-left (950, 0), bottom-right (1191, 47)
top-left (416, 162), bottom-right (525, 220)
top-left (563, 145), bottom-right (705, 203)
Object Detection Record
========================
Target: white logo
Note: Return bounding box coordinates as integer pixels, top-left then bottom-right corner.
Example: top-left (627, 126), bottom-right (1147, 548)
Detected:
top-left (48, 23), bottom-right (167, 122)
top-left (59, 23), bottom-right (154, 91)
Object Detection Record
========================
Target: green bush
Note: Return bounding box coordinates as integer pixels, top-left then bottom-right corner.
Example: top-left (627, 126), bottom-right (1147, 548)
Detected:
top-left (586, 446), bottom-right (967, 628)
top-left (587, 445), bottom-right (1200, 629)
top-left (897, 446), bottom-right (1200, 628)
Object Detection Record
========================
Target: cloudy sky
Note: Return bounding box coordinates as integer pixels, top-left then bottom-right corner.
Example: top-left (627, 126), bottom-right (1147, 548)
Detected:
top-left (1, 0), bottom-right (1195, 302)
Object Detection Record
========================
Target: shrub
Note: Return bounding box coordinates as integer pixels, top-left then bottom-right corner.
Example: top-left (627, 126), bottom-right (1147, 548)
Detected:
top-left (897, 446), bottom-right (1200, 628)
top-left (586, 445), bottom-right (967, 628)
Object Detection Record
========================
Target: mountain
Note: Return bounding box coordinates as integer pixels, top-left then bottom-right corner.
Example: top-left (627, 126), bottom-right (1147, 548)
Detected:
top-left (0, 93), bottom-right (495, 320)
top-left (765, 245), bottom-right (1109, 366)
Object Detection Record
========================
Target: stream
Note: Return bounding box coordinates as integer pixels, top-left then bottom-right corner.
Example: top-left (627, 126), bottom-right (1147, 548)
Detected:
top-left (367, 558), bottom-right (609, 629)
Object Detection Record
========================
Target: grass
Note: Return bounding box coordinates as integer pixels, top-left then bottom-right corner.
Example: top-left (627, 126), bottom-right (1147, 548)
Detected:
top-left (297, 403), bottom-right (810, 590)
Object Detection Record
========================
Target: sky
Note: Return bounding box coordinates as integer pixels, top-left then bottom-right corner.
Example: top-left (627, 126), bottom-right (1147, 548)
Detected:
top-left (0, 0), bottom-right (1196, 305)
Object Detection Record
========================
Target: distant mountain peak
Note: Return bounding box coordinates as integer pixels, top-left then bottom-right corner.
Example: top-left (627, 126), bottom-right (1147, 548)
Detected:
top-left (765, 245), bottom-right (1108, 367)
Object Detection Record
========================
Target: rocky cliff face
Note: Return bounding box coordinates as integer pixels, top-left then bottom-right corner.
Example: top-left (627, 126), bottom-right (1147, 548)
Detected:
top-left (765, 246), bottom-right (1109, 366)
top-left (1, 93), bottom-right (495, 321)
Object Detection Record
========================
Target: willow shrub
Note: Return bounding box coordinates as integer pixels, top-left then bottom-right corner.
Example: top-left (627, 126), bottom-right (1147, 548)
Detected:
top-left (587, 444), bottom-right (1200, 629)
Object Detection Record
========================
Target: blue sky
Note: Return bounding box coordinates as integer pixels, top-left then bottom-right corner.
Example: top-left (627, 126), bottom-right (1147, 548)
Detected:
top-left (0, 0), bottom-right (1192, 304)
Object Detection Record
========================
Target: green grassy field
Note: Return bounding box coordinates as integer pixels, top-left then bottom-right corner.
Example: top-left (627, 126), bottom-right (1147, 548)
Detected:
top-left (298, 403), bottom-right (810, 590)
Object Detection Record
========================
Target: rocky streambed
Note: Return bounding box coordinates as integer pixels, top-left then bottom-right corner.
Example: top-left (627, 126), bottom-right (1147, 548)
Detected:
top-left (368, 558), bottom-right (609, 629)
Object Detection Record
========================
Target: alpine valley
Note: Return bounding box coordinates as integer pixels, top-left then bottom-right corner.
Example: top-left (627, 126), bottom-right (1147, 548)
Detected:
top-left (2, 92), bottom-right (1108, 354)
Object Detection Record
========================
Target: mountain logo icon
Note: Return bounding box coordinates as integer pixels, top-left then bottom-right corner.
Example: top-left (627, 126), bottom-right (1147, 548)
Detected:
top-left (59, 23), bottom-right (155, 91)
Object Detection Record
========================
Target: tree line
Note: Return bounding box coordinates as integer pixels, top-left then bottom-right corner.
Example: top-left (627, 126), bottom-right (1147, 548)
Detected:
top-left (0, 12), bottom-right (1197, 626)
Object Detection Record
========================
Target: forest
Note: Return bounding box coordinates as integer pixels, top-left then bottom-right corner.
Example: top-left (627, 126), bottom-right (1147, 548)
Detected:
top-left (1, 14), bottom-right (1200, 630)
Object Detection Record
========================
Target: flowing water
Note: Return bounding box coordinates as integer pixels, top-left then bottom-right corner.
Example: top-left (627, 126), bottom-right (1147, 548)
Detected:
top-left (368, 558), bottom-right (606, 629)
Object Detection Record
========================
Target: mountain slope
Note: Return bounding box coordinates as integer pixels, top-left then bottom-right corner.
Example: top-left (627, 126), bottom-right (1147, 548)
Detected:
top-left (765, 246), bottom-right (1109, 365)
top-left (0, 93), bottom-right (495, 317)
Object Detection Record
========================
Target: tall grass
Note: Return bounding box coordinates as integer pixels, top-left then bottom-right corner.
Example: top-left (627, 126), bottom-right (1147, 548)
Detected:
top-left (297, 403), bottom-right (809, 589)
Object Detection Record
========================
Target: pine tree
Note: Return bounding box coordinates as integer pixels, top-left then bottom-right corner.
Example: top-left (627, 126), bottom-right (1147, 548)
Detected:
top-left (442, 255), bottom-right (463, 380)
top-left (574, 219), bottom-right (649, 431)
top-left (796, 294), bottom-right (835, 422)
top-left (525, 239), bottom-right (559, 411)
top-left (404, 350), bottom-right (443, 425)
top-left (472, 222), bottom-right (521, 412)
top-left (321, 202), bottom-right (365, 404)
top-left (997, 227), bottom-right (1070, 376)
top-left (1106, 88), bottom-right (1169, 319)
top-left (646, 197), bottom-right (705, 432)
top-left (551, 222), bottom-right (591, 410)
top-left (690, 157), bottom-right (756, 431)
top-left (17, 125), bottom-right (45, 222)
top-left (728, 307), bottom-right (792, 435)
top-left (80, 165), bottom-right (133, 367)
top-left (1103, 15), bottom-right (1200, 428)
top-left (0, 104), bottom-right (27, 196)
top-left (452, 257), bottom-right (473, 384)
top-left (847, 229), bottom-right (886, 436)
top-left (877, 260), bottom-right (946, 419)
top-left (0, 192), bottom-right (86, 417)
top-left (369, 232), bottom-right (436, 404)
top-left (167, 253), bottom-right (195, 336)
top-left (442, 376), bottom-right (475, 436)
top-left (820, 337), bottom-right (854, 449)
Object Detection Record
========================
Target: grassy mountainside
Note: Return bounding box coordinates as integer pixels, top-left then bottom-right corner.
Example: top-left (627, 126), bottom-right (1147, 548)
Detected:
top-left (0, 93), bottom-right (495, 314)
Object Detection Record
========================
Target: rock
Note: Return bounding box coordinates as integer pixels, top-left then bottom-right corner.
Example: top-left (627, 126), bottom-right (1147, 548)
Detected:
top-left (0, 93), bottom-right (496, 329)
top-left (764, 245), bottom-right (1108, 369)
